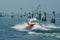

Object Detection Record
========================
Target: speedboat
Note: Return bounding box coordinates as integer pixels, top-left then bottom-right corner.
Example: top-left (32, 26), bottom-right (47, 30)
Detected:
top-left (25, 18), bottom-right (60, 34)
top-left (26, 18), bottom-right (51, 30)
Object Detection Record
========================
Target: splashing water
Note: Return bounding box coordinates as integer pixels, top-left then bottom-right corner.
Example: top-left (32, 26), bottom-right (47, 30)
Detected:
top-left (11, 22), bottom-right (28, 31)
top-left (11, 22), bottom-right (60, 39)
top-left (11, 22), bottom-right (60, 31)
top-left (28, 32), bottom-right (60, 39)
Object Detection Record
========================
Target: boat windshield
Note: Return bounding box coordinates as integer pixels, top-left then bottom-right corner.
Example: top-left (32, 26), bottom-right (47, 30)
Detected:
top-left (28, 18), bottom-right (37, 23)
top-left (31, 20), bottom-right (37, 23)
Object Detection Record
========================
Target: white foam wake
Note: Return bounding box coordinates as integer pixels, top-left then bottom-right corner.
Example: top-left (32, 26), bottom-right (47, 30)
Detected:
top-left (11, 22), bottom-right (28, 31)
top-left (28, 24), bottom-right (60, 38)
top-left (11, 22), bottom-right (60, 31)
top-left (11, 22), bottom-right (60, 39)
top-left (28, 32), bottom-right (60, 38)
top-left (43, 24), bottom-right (60, 29)
top-left (32, 24), bottom-right (51, 30)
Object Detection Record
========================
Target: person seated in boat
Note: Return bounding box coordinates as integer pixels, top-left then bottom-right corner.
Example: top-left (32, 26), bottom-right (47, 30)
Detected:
top-left (27, 18), bottom-right (37, 28)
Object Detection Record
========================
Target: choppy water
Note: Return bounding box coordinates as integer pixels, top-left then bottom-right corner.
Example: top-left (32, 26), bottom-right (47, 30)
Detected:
top-left (0, 14), bottom-right (60, 40)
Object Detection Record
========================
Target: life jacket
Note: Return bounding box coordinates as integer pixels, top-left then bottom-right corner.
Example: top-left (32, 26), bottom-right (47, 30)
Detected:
top-left (28, 23), bottom-right (35, 28)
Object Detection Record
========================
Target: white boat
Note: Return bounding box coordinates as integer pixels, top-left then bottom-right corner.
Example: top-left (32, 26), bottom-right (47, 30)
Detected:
top-left (25, 18), bottom-right (60, 33)
top-left (25, 18), bottom-right (51, 30)
top-left (26, 18), bottom-right (38, 29)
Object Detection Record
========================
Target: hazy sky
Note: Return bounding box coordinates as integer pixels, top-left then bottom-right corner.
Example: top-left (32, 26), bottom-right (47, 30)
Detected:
top-left (0, 0), bottom-right (60, 14)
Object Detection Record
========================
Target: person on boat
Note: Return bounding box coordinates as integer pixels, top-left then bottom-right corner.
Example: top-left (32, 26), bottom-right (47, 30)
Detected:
top-left (27, 18), bottom-right (37, 28)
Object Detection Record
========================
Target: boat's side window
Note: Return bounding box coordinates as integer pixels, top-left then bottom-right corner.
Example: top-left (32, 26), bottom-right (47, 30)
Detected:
top-left (31, 21), bottom-right (35, 23)
top-left (31, 21), bottom-right (33, 23)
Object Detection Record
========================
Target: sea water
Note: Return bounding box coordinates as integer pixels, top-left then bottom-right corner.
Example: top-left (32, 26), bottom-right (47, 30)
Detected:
top-left (0, 14), bottom-right (60, 40)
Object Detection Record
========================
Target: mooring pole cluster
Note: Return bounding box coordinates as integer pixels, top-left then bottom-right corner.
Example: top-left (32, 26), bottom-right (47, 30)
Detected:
top-left (42, 12), bottom-right (46, 22)
top-left (51, 11), bottom-right (55, 24)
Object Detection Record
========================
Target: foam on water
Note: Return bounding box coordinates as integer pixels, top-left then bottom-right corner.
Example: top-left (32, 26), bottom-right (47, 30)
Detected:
top-left (44, 24), bottom-right (60, 28)
top-left (11, 22), bottom-right (60, 39)
top-left (28, 24), bottom-right (60, 39)
top-left (11, 22), bottom-right (60, 31)
top-left (11, 22), bottom-right (28, 31)
top-left (28, 32), bottom-right (60, 39)
top-left (11, 22), bottom-right (52, 31)
top-left (32, 24), bottom-right (51, 30)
